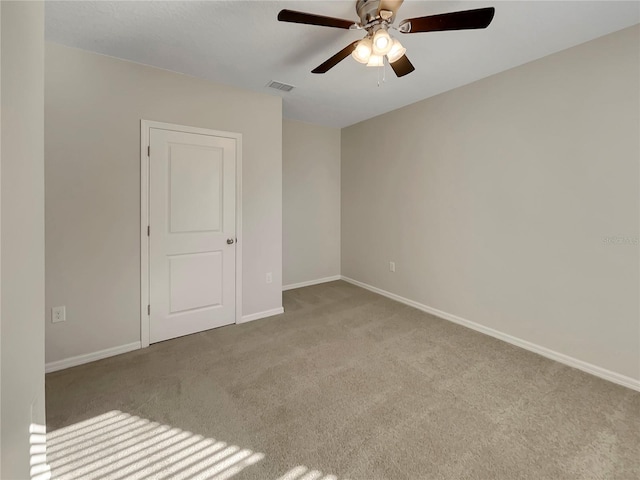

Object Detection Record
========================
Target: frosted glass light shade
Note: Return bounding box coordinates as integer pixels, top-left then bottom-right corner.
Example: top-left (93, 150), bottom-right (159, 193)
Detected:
top-left (386, 39), bottom-right (407, 63)
top-left (366, 54), bottom-right (384, 67)
top-left (352, 38), bottom-right (372, 64)
top-left (372, 28), bottom-right (392, 55)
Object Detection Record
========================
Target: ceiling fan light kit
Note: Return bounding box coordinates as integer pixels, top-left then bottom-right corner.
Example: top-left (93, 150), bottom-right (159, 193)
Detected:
top-left (351, 29), bottom-right (405, 67)
top-left (372, 27), bottom-right (393, 55)
top-left (352, 37), bottom-right (373, 64)
top-left (278, 0), bottom-right (496, 79)
top-left (366, 54), bottom-right (385, 67)
top-left (386, 38), bottom-right (407, 64)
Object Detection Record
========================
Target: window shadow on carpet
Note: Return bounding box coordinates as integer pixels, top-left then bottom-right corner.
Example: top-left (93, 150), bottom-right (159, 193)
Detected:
top-left (46, 410), bottom-right (347, 480)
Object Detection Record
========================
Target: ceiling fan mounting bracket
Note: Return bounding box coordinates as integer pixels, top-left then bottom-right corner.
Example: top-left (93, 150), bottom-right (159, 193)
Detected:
top-left (398, 22), bottom-right (411, 33)
top-left (380, 10), bottom-right (393, 21)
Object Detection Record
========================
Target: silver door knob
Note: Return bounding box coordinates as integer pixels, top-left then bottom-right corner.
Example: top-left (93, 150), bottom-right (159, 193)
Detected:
top-left (227, 238), bottom-right (235, 245)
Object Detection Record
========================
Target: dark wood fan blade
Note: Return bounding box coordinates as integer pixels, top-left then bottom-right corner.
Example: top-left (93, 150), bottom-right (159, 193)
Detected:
top-left (399, 7), bottom-right (495, 34)
top-left (278, 9), bottom-right (355, 29)
top-left (312, 41), bottom-right (360, 74)
top-left (389, 55), bottom-right (415, 77)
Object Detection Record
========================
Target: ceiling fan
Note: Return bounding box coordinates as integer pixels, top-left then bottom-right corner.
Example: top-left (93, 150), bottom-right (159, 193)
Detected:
top-left (278, 0), bottom-right (495, 77)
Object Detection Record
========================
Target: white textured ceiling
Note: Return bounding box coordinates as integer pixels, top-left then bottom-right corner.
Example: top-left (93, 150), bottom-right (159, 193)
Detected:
top-left (45, 1), bottom-right (639, 128)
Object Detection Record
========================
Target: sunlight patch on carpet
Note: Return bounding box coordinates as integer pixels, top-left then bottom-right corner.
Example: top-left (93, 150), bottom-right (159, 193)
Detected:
top-left (276, 465), bottom-right (347, 480)
top-left (46, 411), bottom-right (264, 480)
top-left (30, 422), bottom-right (52, 480)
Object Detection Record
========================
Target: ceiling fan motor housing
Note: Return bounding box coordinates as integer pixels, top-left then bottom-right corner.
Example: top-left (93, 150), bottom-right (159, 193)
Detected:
top-left (356, 0), bottom-right (382, 25)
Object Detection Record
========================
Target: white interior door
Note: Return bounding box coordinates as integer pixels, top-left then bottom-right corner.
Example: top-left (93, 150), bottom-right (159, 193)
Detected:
top-left (149, 127), bottom-right (236, 343)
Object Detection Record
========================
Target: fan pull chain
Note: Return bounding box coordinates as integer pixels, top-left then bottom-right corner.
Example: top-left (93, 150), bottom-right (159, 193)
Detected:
top-left (377, 60), bottom-right (387, 88)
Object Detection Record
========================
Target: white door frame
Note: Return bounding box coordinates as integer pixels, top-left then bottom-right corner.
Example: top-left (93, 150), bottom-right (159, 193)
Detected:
top-left (140, 119), bottom-right (243, 348)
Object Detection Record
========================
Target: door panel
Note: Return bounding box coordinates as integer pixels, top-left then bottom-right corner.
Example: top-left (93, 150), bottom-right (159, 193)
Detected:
top-left (149, 128), bottom-right (236, 343)
top-left (169, 252), bottom-right (222, 313)
top-left (169, 144), bottom-right (223, 233)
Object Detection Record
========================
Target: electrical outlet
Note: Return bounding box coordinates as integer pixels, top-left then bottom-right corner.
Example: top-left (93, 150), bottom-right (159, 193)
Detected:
top-left (266, 272), bottom-right (273, 284)
top-left (51, 306), bottom-right (66, 323)
top-left (389, 262), bottom-right (396, 272)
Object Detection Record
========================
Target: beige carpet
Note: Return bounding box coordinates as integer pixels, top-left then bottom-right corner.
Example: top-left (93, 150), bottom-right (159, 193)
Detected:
top-left (46, 281), bottom-right (640, 479)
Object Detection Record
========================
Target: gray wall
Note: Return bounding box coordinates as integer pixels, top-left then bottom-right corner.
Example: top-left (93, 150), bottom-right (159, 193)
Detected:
top-left (45, 43), bottom-right (283, 364)
top-left (283, 120), bottom-right (341, 286)
top-left (342, 26), bottom-right (640, 381)
top-left (1, 2), bottom-right (46, 477)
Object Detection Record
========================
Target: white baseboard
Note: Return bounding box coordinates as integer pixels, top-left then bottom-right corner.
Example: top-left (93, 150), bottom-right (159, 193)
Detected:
top-left (45, 342), bottom-right (141, 374)
top-left (238, 307), bottom-right (285, 324)
top-left (341, 276), bottom-right (640, 392)
top-left (283, 275), bottom-right (342, 291)
top-left (46, 307), bottom-right (286, 372)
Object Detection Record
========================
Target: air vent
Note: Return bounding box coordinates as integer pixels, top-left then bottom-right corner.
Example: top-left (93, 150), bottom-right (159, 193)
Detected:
top-left (267, 80), bottom-right (295, 92)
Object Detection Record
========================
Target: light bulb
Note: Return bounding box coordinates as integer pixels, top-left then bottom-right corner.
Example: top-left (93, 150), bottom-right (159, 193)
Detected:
top-left (386, 38), bottom-right (407, 63)
top-left (366, 54), bottom-right (384, 67)
top-left (372, 28), bottom-right (392, 55)
top-left (351, 38), bottom-right (372, 64)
